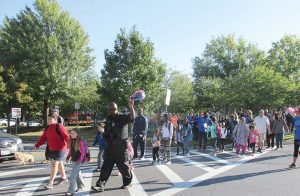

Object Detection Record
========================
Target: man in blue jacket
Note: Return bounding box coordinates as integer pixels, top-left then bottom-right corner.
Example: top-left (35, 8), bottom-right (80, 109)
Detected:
top-left (133, 108), bottom-right (148, 160)
top-left (197, 112), bottom-right (211, 151)
top-left (289, 109), bottom-right (300, 168)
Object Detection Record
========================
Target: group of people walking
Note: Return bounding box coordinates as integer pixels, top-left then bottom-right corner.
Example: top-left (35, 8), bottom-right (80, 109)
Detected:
top-left (33, 103), bottom-right (300, 195)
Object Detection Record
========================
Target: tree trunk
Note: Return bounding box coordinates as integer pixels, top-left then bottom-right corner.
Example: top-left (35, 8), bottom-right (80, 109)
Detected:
top-left (43, 99), bottom-right (49, 127)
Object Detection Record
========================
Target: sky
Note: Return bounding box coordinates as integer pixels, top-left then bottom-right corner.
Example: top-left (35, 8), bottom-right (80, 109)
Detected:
top-left (1, 0), bottom-right (300, 76)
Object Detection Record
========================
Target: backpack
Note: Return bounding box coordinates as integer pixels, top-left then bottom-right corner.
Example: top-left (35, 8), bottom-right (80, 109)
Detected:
top-left (81, 139), bottom-right (91, 163)
top-left (217, 126), bottom-right (222, 138)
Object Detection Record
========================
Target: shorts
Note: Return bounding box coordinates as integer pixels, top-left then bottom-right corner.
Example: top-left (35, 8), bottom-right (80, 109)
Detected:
top-left (258, 132), bottom-right (266, 143)
top-left (49, 150), bottom-right (68, 161)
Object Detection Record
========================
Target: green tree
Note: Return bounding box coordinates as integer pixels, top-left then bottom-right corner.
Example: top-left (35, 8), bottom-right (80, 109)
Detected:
top-left (226, 66), bottom-right (295, 111)
top-left (99, 27), bottom-right (166, 113)
top-left (57, 71), bottom-right (101, 115)
top-left (0, 66), bottom-right (32, 129)
top-left (193, 34), bottom-right (266, 79)
top-left (267, 35), bottom-right (300, 80)
top-left (193, 76), bottom-right (224, 112)
top-left (0, 0), bottom-right (94, 125)
top-left (192, 35), bottom-right (266, 112)
top-left (167, 71), bottom-right (195, 113)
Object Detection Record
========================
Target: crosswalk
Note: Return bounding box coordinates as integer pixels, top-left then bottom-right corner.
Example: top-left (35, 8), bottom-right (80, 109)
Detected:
top-left (0, 147), bottom-right (274, 196)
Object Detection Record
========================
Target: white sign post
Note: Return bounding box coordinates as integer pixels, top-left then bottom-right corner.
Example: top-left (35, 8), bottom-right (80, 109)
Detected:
top-left (11, 108), bottom-right (21, 135)
top-left (165, 89), bottom-right (171, 113)
top-left (75, 102), bottom-right (80, 128)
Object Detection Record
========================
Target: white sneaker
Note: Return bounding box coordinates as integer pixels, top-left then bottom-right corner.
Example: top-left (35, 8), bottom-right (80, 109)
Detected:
top-left (140, 156), bottom-right (145, 160)
top-left (164, 160), bottom-right (171, 165)
top-left (44, 183), bottom-right (53, 189)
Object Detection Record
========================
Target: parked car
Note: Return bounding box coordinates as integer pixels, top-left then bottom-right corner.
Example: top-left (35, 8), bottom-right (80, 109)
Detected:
top-left (28, 121), bottom-right (42, 127)
top-left (0, 119), bottom-right (16, 126)
top-left (0, 129), bottom-right (24, 162)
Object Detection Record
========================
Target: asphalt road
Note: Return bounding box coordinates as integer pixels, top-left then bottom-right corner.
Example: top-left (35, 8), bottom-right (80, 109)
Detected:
top-left (0, 144), bottom-right (298, 196)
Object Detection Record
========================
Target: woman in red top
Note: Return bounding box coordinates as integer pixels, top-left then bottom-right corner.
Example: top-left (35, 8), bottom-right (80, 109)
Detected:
top-left (34, 112), bottom-right (70, 189)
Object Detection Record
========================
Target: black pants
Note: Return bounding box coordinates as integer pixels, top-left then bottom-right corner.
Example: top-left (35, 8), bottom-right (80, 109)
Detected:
top-left (219, 139), bottom-right (226, 151)
top-left (293, 141), bottom-right (300, 158)
top-left (176, 142), bottom-right (184, 154)
top-left (198, 132), bottom-right (207, 150)
top-left (266, 133), bottom-right (275, 148)
top-left (97, 140), bottom-right (132, 186)
top-left (250, 143), bottom-right (256, 153)
top-left (152, 147), bottom-right (159, 161)
top-left (133, 135), bottom-right (145, 158)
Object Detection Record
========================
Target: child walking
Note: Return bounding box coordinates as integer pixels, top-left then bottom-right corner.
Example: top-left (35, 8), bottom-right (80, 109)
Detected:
top-left (249, 124), bottom-right (259, 156)
top-left (219, 122), bottom-right (227, 152)
top-left (152, 129), bottom-right (161, 164)
top-left (92, 123), bottom-right (106, 172)
top-left (207, 116), bottom-right (218, 156)
top-left (65, 129), bottom-right (86, 195)
top-left (176, 123), bottom-right (184, 155)
top-left (233, 117), bottom-right (250, 155)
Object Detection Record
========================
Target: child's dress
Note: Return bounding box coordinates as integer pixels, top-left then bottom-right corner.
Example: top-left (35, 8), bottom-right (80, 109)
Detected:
top-left (234, 124), bottom-right (249, 154)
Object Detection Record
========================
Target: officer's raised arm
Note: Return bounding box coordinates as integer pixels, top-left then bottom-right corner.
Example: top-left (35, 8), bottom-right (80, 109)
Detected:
top-left (128, 99), bottom-right (135, 121)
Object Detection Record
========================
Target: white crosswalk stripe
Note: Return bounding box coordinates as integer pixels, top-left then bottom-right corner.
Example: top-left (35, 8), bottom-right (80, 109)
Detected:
top-left (0, 148), bottom-right (272, 196)
top-left (155, 164), bottom-right (184, 184)
top-left (173, 154), bottom-right (216, 172)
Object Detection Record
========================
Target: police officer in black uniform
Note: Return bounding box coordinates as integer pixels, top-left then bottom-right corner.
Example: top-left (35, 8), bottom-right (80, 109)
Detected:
top-left (92, 99), bottom-right (135, 192)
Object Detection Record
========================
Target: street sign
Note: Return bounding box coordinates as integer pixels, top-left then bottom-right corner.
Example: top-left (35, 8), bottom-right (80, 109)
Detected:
top-left (165, 89), bottom-right (171, 106)
top-left (75, 102), bottom-right (80, 110)
top-left (11, 108), bottom-right (21, 119)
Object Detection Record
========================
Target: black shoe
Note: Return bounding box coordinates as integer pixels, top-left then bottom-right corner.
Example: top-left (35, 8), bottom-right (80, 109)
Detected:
top-left (58, 177), bottom-right (69, 185)
top-left (75, 186), bottom-right (84, 192)
top-left (289, 163), bottom-right (296, 168)
top-left (257, 148), bottom-right (261, 153)
top-left (92, 181), bottom-right (105, 192)
top-left (120, 184), bottom-right (131, 189)
top-left (93, 168), bottom-right (101, 172)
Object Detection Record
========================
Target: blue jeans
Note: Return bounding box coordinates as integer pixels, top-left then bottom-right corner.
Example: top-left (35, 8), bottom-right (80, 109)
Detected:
top-left (68, 162), bottom-right (84, 194)
top-left (276, 133), bottom-right (283, 148)
top-left (183, 137), bottom-right (190, 155)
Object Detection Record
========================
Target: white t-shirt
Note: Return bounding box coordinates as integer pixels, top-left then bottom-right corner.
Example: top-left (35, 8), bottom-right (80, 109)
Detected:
top-left (254, 116), bottom-right (270, 133)
top-left (221, 128), bottom-right (227, 139)
top-left (161, 122), bottom-right (173, 139)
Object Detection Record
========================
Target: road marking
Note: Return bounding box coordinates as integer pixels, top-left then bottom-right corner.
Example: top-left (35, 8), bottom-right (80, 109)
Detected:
top-left (1, 165), bottom-right (49, 177)
top-left (128, 172), bottom-right (148, 196)
top-left (14, 179), bottom-right (45, 196)
top-left (155, 164), bottom-right (184, 184)
top-left (190, 150), bottom-right (231, 165)
top-left (0, 176), bottom-right (49, 190)
top-left (152, 150), bottom-right (269, 196)
top-left (173, 154), bottom-right (215, 172)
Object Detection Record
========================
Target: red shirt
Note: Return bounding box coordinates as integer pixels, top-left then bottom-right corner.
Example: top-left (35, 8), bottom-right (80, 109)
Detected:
top-left (35, 123), bottom-right (70, 151)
